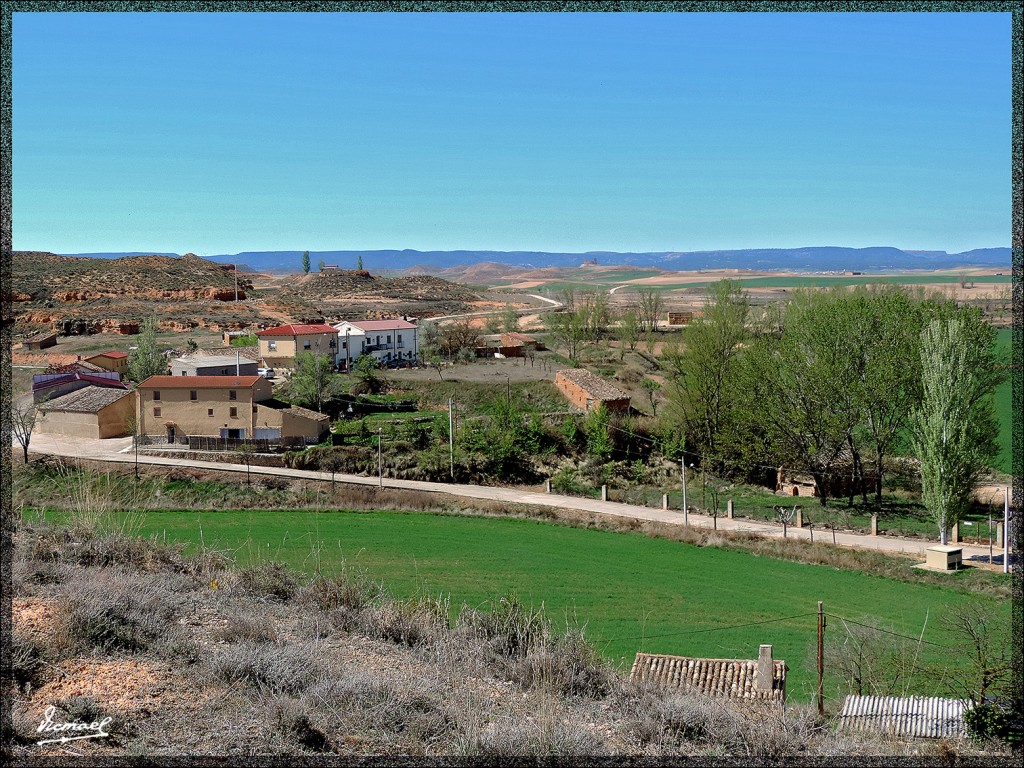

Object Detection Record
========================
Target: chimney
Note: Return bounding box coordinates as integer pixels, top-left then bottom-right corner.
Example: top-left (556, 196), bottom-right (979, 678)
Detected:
top-left (755, 644), bottom-right (773, 692)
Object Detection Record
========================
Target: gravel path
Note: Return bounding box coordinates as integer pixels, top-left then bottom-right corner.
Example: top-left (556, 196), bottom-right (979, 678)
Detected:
top-left (20, 433), bottom-right (1009, 565)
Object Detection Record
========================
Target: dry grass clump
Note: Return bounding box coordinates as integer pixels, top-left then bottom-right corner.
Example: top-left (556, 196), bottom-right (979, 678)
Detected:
top-left (212, 612), bottom-right (280, 645)
top-left (208, 641), bottom-right (329, 696)
top-left (236, 560), bottom-right (299, 600)
top-left (52, 567), bottom-right (191, 657)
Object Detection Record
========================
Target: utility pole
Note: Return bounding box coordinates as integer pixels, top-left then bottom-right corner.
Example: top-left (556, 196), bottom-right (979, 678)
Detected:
top-left (681, 457), bottom-right (688, 526)
top-left (377, 428), bottom-right (383, 489)
top-left (817, 600), bottom-right (825, 717)
top-left (448, 396), bottom-right (455, 480)
top-left (1004, 486), bottom-right (1010, 574)
top-left (234, 267), bottom-right (238, 303)
top-left (506, 375), bottom-right (511, 406)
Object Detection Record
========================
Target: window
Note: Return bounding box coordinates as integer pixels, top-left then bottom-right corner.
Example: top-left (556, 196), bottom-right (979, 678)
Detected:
top-left (268, 341), bottom-right (277, 351)
top-left (154, 407), bottom-right (162, 417)
top-left (153, 391), bottom-right (161, 401)
top-left (329, 339), bottom-right (336, 348)
top-left (230, 407), bottom-right (238, 418)
top-left (397, 334), bottom-right (403, 343)
top-left (208, 409), bottom-right (214, 416)
top-left (190, 390), bottom-right (197, 401)
top-left (229, 390), bottom-right (237, 401)
top-left (304, 340), bottom-right (311, 350)
top-left (342, 341), bottom-right (347, 349)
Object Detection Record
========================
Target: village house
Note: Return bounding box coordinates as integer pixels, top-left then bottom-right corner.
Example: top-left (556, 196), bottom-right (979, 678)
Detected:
top-left (630, 645), bottom-right (787, 704)
top-left (333, 318), bottom-right (419, 370)
top-left (36, 386), bottom-right (135, 440)
top-left (554, 368), bottom-right (631, 413)
top-left (170, 354), bottom-right (258, 377)
top-left (256, 324), bottom-right (339, 369)
top-left (135, 375), bottom-right (328, 445)
top-left (83, 350), bottom-right (130, 376)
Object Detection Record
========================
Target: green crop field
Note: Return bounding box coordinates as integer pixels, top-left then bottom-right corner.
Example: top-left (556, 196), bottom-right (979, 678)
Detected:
top-left (38, 507), bottom-right (1010, 705)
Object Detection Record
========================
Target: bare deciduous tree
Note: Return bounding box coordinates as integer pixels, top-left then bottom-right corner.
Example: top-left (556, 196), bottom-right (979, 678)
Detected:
top-left (13, 400), bottom-right (39, 463)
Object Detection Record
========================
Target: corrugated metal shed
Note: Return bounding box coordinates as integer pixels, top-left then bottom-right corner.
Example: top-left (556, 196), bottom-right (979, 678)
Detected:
top-left (839, 695), bottom-right (972, 740)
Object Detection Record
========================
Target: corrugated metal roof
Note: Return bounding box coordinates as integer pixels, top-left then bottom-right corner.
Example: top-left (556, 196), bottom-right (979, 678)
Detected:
top-left (630, 652), bottom-right (786, 703)
top-left (839, 695), bottom-right (972, 740)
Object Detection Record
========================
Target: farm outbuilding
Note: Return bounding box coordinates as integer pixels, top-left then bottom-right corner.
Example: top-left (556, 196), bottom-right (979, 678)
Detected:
top-left (839, 695), bottom-right (972, 740)
top-left (22, 332), bottom-right (57, 350)
top-left (554, 369), bottom-right (631, 413)
top-left (630, 645), bottom-right (787, 704)
top-left (36, 386), bottom-right (135, 440)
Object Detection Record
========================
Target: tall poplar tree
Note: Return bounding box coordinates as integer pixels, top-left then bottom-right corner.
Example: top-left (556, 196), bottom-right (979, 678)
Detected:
top-left (910, 318), bottom-right (1000, 544)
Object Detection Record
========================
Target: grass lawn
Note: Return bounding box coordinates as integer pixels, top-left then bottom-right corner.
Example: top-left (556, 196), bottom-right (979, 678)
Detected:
top-left (36, 506), bottom-right (1010, 706)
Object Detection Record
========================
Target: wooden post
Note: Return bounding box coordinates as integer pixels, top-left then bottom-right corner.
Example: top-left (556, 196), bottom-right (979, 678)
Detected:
top-left (950, 522), bottom-right (960, 544)
top-left (727, 499), bottom-right (734, 519)
top-left (817, 601), bottom-right (825, 717)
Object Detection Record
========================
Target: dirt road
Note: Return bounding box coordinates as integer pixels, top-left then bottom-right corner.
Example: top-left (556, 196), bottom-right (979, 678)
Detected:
top-left (19, 434), bottom-right (1012, 568)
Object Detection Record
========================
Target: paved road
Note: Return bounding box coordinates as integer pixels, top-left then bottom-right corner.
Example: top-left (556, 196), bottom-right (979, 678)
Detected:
top-left (19, 433), bottom-right (1008, 565)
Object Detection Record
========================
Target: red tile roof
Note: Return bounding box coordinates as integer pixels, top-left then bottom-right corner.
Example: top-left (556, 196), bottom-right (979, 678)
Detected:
top-left (257, 324), bottom-right (338, 336)
top-left (137, 375), bottom-right (263, 389)
top-left (87, 351), bottom-right (129, 360)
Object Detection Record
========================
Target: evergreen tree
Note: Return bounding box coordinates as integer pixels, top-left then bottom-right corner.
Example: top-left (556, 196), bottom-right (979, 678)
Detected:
top-left (127, 317), bottom-right (169, 382)
top-left (302, 251), bottom-right (311, 274)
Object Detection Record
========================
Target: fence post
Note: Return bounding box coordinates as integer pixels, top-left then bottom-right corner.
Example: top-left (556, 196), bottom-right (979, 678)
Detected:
top-left (996, 522), bottom-right (1004, 548)
top-left (950, 522), bottom-right (960, 544)
top-left (545, 479), bottom-right (551, 494)
top-left (871, 515), bottom-right (878, 536)
top-left (601, 485), bottom-right (608, 502)
top-left (727, 499), bottom-right (734, 519)
top-left (662, 493), bottom-right (668, 510)
top-left (795, 507), bottom-right (803, 529)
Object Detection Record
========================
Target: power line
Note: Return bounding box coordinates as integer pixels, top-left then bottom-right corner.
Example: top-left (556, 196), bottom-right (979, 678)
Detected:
top-left (598, 618), bottom-right (815, 647)
top-left (826, 613), bottom-right (947, 648)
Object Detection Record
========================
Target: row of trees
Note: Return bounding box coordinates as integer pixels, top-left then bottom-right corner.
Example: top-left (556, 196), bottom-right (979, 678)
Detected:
top-left (543, 288), bottom-right (665, 364)
top-left (662, 281), bottom-right (1005, 539)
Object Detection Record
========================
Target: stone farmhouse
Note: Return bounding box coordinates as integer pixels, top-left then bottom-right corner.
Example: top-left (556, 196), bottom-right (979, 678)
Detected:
top-left (135, 375), bottom-right (328, 445)
top-left (36, 386), bottom-right (135, 440)
top-left (554, 369), bottom-right (631, 413)
top-left (333, 318), bottom-right (419, 370)
top-left (630, 644), bottom-right (787, 704)
top-left (256, 324), bottom-right (339, 369)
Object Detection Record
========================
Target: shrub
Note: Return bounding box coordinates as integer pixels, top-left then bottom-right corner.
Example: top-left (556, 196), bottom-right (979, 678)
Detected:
top-left (457, 595), bottom-right (551, 659)
top-left (11, 632), bottom-right (44, 692)
top-left (56, 568), bottom-right (185, 654)
top-left (213, 612), bottom-right (279, 645)
top-left (269, 696), bottom-right (332, 752)
top-left (209, 641), bottom-right (327, 695)
top-left (237, 561), bottom-right (298, 601)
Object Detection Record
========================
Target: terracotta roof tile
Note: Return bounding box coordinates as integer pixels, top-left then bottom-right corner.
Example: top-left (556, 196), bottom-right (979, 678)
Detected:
top-left (630, 652), bottom-right (787, 703)
top-left (257, 324), bottom-right (338, 336)
top-left (555, 369), bottom-right (630, 402)
top-left (38, 386), bottom-right (133, 414)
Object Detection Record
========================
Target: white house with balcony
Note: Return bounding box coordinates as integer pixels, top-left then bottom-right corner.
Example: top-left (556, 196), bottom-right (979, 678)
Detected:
top-left (333, 319), bottom-right (419, 370)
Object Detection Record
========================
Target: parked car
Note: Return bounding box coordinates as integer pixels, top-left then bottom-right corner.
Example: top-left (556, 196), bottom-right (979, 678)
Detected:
top-left (258, 367), bottom-right (275, 379)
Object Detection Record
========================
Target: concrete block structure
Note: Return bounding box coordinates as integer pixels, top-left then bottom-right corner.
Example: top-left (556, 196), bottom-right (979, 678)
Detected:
top-left (554, 369), bottom-right (631, 413)
top-left (170, 354), bottom-right (258, 377)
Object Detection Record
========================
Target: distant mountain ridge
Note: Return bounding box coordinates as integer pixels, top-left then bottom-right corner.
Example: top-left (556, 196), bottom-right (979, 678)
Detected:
top-left (57, 246), bottom-right (1012, 274)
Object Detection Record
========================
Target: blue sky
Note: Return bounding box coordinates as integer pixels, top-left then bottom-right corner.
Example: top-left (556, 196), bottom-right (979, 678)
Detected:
top-left (12, 11), bottom-right (1011, 255)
